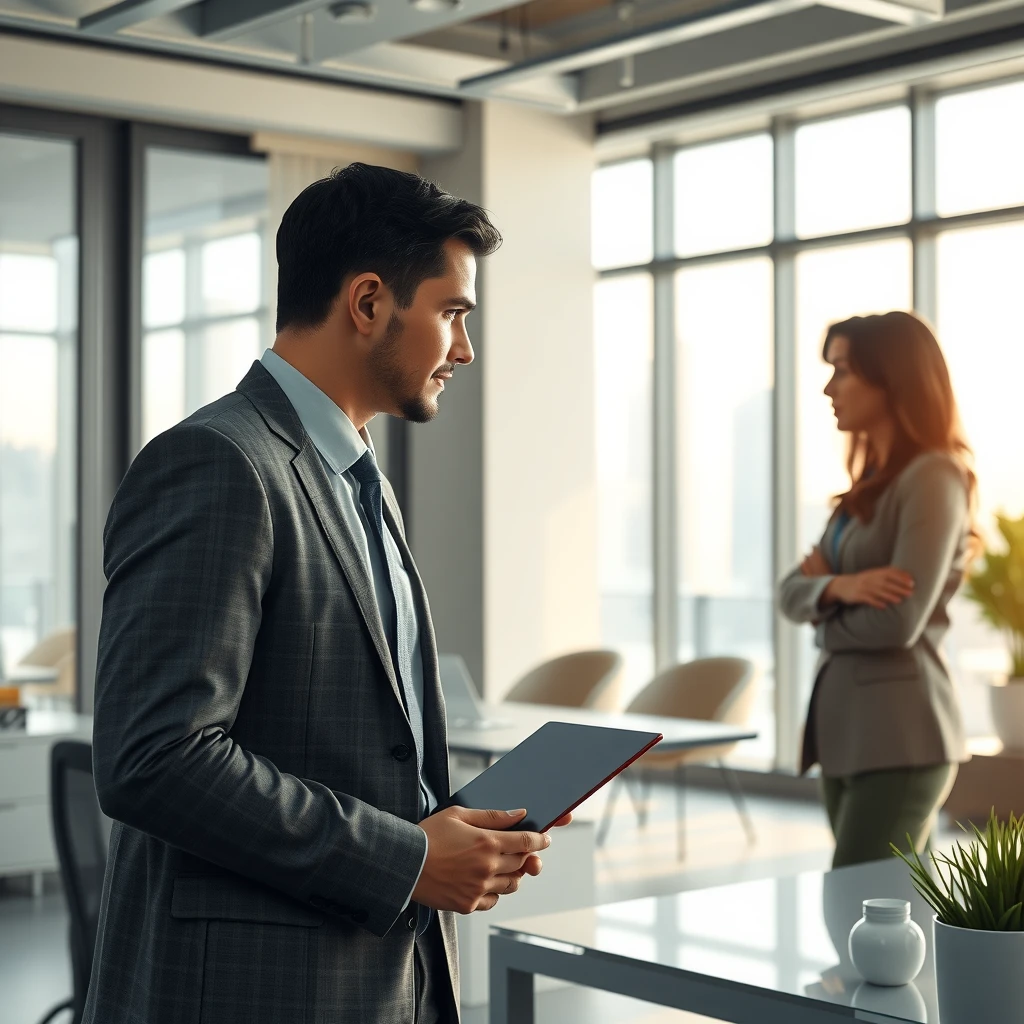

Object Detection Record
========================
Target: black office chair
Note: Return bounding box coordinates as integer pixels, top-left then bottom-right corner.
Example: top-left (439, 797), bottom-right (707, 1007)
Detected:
top-left (37, 741), bottom-right (107, 1024)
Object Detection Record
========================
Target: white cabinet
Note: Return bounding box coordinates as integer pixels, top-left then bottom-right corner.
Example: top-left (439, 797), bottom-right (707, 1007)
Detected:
top-left (0, 711), bottom-right (92, 885)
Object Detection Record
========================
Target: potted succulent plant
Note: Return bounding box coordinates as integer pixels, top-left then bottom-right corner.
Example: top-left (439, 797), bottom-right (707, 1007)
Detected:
top-left (963, 513), bottom-right (1024, 751)
top-left (893, 811), bottom-right (1024, 1024)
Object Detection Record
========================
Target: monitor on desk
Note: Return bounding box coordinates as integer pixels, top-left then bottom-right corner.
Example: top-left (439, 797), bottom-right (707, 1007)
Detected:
top-left (438, 654), bottom-right (512, 731)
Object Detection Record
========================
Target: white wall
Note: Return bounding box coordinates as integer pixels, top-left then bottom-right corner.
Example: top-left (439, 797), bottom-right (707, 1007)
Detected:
top-left (480, 104), bottom-right (600, 699)
top-left (419, 101), bottom-right (599, 700)
top-left (0, 34), bottom-right (460, 154)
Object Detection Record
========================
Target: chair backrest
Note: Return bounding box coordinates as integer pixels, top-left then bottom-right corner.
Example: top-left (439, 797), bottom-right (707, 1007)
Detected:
top-left (627, 657), bottom-right (758, 725)
top-left (503, 649), bottom-right (623, 711)
top-left (19, 626), bottom-right (76, 668)
top-left (51, 740), bottom-right (108, 1018)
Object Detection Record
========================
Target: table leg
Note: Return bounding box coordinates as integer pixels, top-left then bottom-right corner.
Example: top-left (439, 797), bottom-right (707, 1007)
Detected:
top-left (488, 955), bottom-right (534, 1024)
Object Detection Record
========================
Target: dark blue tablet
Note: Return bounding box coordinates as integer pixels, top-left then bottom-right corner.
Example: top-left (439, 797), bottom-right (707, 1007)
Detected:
top-left (443, 721), bottom-right (662, 832)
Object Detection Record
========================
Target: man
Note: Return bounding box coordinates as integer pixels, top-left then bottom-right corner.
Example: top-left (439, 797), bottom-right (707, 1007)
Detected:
top-left (84, 163), bottom-right (568, 1024)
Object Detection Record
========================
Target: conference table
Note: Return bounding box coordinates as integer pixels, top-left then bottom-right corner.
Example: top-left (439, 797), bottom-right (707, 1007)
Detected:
top-left (489, 857), bottom-right (938, 1023)
top-left (445, 701), bottom-right (758, 761)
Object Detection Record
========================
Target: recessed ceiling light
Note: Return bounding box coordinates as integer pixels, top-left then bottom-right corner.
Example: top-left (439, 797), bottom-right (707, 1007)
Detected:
top-left (409, 0), bottom-right (463, 12)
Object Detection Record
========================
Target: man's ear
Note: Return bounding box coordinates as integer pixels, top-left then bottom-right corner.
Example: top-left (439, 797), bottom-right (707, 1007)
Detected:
top-left (348, 273), bottom-right (384, 337)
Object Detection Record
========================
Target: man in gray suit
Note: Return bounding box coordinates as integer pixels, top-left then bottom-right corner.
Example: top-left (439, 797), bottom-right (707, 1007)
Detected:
top-left (84, 163), bottom-right (566, 1023)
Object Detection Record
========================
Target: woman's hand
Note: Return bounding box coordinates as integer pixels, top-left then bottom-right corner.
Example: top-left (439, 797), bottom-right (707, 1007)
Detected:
top-left (822, 568), bottom-right (915, 610)
top-left (800, 547), bottom-right (832, 577)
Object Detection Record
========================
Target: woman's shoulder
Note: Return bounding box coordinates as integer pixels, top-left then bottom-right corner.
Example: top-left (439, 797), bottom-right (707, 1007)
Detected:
top-left (894, 449), bottom-right (970, 501)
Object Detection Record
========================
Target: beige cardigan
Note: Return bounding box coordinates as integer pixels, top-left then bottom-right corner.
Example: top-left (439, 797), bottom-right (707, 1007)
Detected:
top-left (778, 451), bottom-right (970, 777)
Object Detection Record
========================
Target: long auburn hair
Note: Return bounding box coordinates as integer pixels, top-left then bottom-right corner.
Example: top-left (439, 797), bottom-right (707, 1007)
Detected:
top-left (825, 311), bottom-right (979, 549)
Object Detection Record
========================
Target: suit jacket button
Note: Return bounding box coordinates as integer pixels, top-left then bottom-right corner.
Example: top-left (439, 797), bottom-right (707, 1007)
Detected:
top-left (407, 913), bottom-right (417, 931)
top-left (391, 744), bottom-right (412, 762)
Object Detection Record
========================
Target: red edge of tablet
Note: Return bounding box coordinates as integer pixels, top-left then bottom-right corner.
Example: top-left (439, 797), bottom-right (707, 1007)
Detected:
top-left (538, 732), bottom-right (664, 833)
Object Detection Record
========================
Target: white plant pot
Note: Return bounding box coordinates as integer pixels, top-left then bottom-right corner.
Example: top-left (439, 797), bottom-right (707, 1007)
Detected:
top-left (933, 917), bottom-right (1024, 1023)
top-left (989, 677), bottom-right (1024, 752)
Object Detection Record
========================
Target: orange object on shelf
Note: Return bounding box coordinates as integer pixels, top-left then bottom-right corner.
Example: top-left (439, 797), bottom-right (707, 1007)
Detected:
top-left (0, 686), bottom-right (21, 707)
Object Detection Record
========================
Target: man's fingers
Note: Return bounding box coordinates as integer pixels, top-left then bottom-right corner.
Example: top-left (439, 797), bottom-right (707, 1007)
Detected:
top-left (455, 807), bottom-right (528, 829)
top-left (521, 854), bottom-right (543, 876)
top-left (476, 893), bottom-right (500, 912)
top-left (492, 828), bottom-right (549, 856)
top-left (550, 812), bottom-right (573, 828)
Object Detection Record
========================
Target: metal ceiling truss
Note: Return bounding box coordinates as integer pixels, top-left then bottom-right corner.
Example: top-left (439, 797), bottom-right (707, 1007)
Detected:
top-left (28, 0), bottom-right (1020, 119)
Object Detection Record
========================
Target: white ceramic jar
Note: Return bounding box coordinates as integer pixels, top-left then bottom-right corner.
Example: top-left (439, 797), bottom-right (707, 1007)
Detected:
top-left (848, 898), bottom-right (926, 986)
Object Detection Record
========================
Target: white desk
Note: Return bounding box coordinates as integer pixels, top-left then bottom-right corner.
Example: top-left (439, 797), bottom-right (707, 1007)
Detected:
top-left (0, 710), bottom-right (92, 894)
top-left (447, 702), bottom-right (757, 760)
top-left (490, 858), bottom-right (939, 1023)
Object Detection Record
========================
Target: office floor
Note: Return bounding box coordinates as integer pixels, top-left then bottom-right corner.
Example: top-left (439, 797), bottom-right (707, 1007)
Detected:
top-left (2, 782), bottom-right (837, 1024)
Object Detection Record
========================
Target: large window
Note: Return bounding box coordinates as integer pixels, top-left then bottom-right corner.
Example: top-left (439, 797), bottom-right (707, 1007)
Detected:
top-left (593, 75), bottom-right (1024, 769)
top-left (0, 133), bottom-right (77, 705)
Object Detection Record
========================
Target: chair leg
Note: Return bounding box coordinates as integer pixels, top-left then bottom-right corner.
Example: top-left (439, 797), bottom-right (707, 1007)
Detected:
top-left (626, 769), bottom-right (652, 830)
top-left (675, 764), bottom-right (686, 861)
top-left (596, 774), bottom-right (622, 847)
top-left (718, 759), bottom-right (756, 845)
top-left (36, 998), bottom-right (73, 1024)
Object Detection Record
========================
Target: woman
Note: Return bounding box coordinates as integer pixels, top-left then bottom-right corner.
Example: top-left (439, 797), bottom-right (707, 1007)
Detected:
top-left (778, 311), bottom-right (977, 868)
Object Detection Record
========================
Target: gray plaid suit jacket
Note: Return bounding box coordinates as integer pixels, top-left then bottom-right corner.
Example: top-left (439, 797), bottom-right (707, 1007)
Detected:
top-left (82, 361), bottom-right (457, 1024)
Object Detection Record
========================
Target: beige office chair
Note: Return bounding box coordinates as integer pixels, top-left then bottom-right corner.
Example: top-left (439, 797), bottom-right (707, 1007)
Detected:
top-left (503, 649), bottom-right (623, 712)
top-left (18, 626), bottom-right (76, 708)
top-left (597, 656), bottom-right (758, 859)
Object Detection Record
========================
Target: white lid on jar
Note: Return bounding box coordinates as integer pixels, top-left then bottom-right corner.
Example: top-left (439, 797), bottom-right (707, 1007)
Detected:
top-left (862, 898), bottom-right (912, 923)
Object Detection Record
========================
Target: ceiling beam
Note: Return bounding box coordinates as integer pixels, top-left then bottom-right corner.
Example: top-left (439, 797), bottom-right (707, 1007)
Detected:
top-left (460, 0), bottom-right (822, 92)
top-left (200, 0), bottom-right (326, 40)
top-left (459, 0), bottom-right (941, 94)
top-left (78, 0), bottom-right (197, 35)
top-left (575, 5), bottom-right (888, 110)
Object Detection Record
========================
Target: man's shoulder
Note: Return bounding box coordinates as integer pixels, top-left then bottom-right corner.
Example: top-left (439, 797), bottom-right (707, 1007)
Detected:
top-left (156, 390), bottom-right (283, 466)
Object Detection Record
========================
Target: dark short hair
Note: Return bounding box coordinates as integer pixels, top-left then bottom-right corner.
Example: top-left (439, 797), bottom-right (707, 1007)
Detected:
top-left (275, 162), bottom-right (501, 332)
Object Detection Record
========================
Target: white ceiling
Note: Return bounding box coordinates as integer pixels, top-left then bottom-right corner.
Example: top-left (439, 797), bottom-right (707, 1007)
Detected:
top-left (1, 0), bottom-right (1022, 128)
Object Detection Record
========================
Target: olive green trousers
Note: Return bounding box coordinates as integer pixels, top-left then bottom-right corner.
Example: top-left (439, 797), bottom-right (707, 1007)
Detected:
top-left (821, 763), bottom-right (958, 869)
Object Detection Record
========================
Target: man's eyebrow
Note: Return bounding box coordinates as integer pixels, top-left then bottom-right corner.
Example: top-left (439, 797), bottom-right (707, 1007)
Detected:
top-left (441, 296), bottom-right (477, 311)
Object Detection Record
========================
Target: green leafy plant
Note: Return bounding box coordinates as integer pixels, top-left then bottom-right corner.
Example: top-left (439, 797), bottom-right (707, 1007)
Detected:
top-left (963, 513), bottom-right (1024, 679)
top-left (962, 512), bottom-right (1019, 679)
top-left (892, 810), bottom-right (1024, 931)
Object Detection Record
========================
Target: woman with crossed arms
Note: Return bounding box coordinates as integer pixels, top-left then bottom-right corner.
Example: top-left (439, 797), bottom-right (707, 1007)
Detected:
top-left (779, 311), bottom-right (978, 868)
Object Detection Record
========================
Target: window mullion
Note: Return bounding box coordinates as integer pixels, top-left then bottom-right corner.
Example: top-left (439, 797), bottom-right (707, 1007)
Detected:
top-left (912, 88), bottom-right (938, 322)
top-left (652, 144), bottom-right (678, 672)
top-left (772, 118), bottom-right (801, 772)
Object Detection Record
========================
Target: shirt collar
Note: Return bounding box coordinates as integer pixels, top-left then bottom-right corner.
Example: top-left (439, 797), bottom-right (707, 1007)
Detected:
top-left (260, 348), bottom-right (374, 476)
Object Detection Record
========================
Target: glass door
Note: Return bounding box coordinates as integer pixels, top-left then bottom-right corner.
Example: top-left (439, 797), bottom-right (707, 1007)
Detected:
top-left (0, 131), bottom-right (78, 706)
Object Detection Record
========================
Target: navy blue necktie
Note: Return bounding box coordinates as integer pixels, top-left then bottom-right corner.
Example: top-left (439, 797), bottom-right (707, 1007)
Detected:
top-left (349, 451), bottom-right (426, 788)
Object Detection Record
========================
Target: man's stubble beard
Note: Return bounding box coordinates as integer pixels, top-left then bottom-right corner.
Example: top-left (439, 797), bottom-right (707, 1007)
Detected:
top-left (368, 311), bottom-right (439, 424)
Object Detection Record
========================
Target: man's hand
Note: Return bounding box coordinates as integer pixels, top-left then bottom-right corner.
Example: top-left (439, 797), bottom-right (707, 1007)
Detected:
top-left (413, 807), bottom-right (568, 914)
top-left (800, 547), bottom-right (831, 577)
top-left (822, 567), bottom-right (915, 610)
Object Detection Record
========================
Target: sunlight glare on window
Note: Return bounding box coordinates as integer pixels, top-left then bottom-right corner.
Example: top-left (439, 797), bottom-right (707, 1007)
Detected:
top-left (142, 329), bottom-right (186, 446)
top-left (143, 249), bottom-right (186, 330)
top-left (0, 335), bottom-right (57, 454)
top-left (795, 107), bottom-right (911, 238)
top-left (592, 159), bottom-right (654, 270)
top-left (0, 254), bottom-right (58, 333)
top-left (674, 134), bottom-right (773, 256)
top-left (202, 233), bottom-right (262, 316)
top-left (595, 274), bottom-right (654, 699)
top-left (936, 80), bottom-right (1024, 216)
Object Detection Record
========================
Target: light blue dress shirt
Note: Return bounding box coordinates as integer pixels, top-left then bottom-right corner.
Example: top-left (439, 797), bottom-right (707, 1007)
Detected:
top-left (260, 349), bottom-right (433, 902)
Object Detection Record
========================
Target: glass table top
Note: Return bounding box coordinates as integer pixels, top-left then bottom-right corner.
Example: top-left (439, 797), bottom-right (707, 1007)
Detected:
top-left (493, 857), bottom-right (936, 1022)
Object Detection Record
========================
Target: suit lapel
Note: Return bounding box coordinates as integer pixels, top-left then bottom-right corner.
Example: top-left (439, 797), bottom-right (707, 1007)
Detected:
top-left (292, 439), bottom-right (410, 724)
top-left (382, 491), bottom-right (451, 800)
